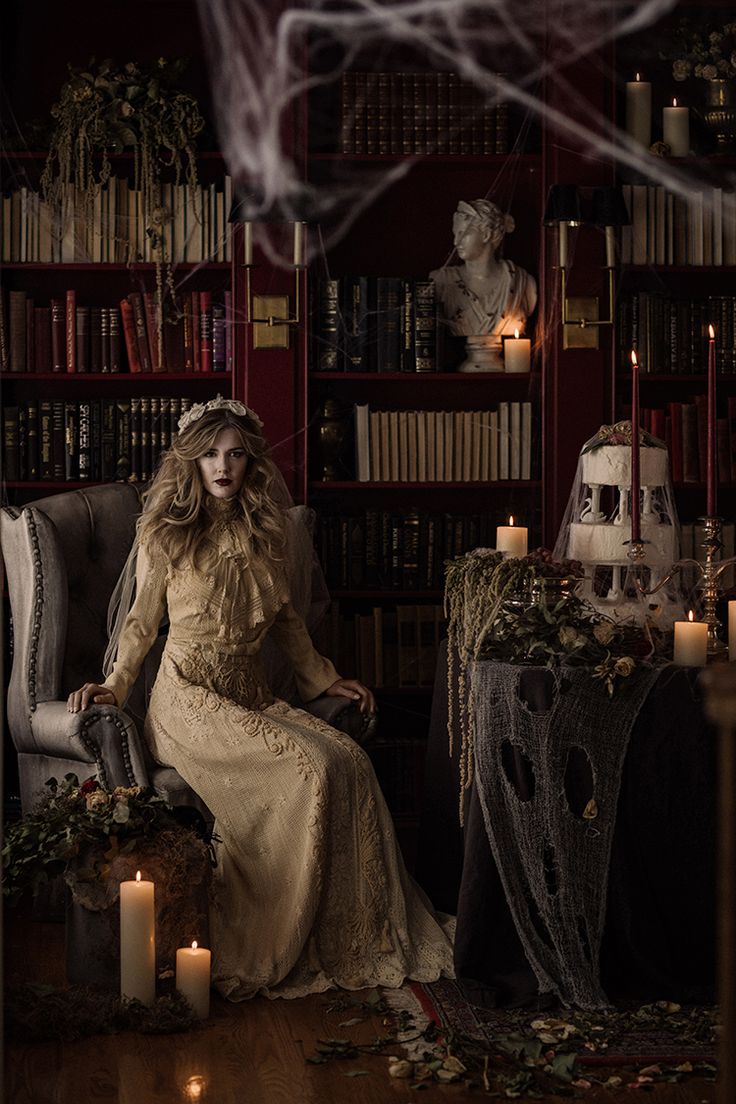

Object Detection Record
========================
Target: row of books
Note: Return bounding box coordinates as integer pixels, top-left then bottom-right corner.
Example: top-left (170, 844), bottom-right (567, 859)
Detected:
top-left (638, 398), bottom-right (736, 484)
top-left (312, 276), bottom-right (438, 373)
top-left (313, 602), bottom-right (445, 688)
top-left (620, 183), bottom-right (736, 268)
top-left (618, 292), bottom-right (736, 375)
top-left (2, 396), bottom-right (194, 483)
top-left (353, 402), bottom-right (534, 483)
top-left (316, 510), bottom-right (498, 591)
top-left (1, 289), bottom-right (232, 374)
top-left (1, 177), bottom-right (233, 265)
top-left (339, 71), bottom-right (510, 156)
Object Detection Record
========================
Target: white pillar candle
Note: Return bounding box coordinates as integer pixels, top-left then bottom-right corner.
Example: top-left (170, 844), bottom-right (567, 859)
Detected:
top-left (243, 222), bottom-right (253, 266)
top-left (176, 941), bottom-right (211, 1019)
top-left (673, 611), bottom-right (708, 667)
top-left (504, 329), bottom-right (531, 373)
top-left (729, 600), bottom-right (736, 661)
top-left (663, 98), bottom-right (689, 156)
top-left (293, 221), bottom-right (305, 267)
top-left (625, 74), bottom-right (651, 148)
top-left (120, 870), bottom-right (155, 1006)
top-left (496, 516), bottom-right (528, 557)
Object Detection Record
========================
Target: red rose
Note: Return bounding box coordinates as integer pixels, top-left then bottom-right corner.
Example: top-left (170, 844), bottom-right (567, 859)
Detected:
top-left (79, 778), bottom-right (100, 795)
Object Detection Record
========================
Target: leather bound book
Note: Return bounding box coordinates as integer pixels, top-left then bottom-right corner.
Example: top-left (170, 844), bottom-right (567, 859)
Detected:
top-left (127, 292), bottom-right (152, 373)
top-left (9, 290), bottom-right (26, 371)
top-left (140, 395), bottom-right (151, 482)
top-left (100, 307), bottom-right (110, 372)
top-left (212, 302), bottom-right (226, 372)
top-left (199, 290), bottom-right (213, 373)
top-left (64, 401), bottom-right (79, 480)
top-left (77, 400), bottom-right (91, 480)
top-left (39, 400), bottom-right (53, 479)
top-left (101, 400), bottom-right (117, 481)
top-left (190, 292), bottom-right (200, 372)
top-left (90, 399), bottom-right (102, 481)
top-left (119, 299), bottom-right (142, 373)
top-left (50, 298), bottom-right (65, 371)
top-left (65, 290), bottom-right (76, 373)
top-left (52, 401), bottom-right (65, 479)
top-left (182, 303), bottom-right (194, 371)
top-left (75, 306), bottom-right (89, 373)
top-left (25, 398), bottom-right (39, 480)
top-left (108, 307), bottom-right (122, 373)
top-left (164, 313), bottom-right (185, 374)
top-left (129, 396), bottom-right (142, 482)
top-left (3, 405), bottom-right (19, 481)
top-left (143, 291), bottom-right (165, 372)
top-left (89, 308), bottom-right (103, 373)
top-left (114, 399), bottom-right (131, 480)
top-left (34, 306), bottom-right (52, 373)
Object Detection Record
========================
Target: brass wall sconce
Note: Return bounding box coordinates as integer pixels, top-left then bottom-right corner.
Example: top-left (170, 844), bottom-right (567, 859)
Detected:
top-left (229, 198), bottom-right (306, 349)
top-left (543, 184), bottom-right (630, 349)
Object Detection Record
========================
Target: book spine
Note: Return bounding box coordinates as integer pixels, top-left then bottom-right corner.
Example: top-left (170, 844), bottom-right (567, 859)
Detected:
top-left (65, 289), bottom-right (76, 373)
top-left (78, 400), bottom-right (91, 479)
top-left (90, 399), bottom-right (102, 481)
top-left (115, 400), bottom-right (132, 480)
top-left (199, 290), bottom-right (213, 372)
top-left (413, 280), bottom-right (437, 372)
top-left (130, 396), bottom-right (142, 482)
top-left (51, 401), bottom-right (65, 479)
top-left (39, 400), bottom-right (53, 479)
top-left (34, 306), bottom-right (52, 373)
top-left (212, 302), bottom-right (226, 371)
top-left (9, 290), bottom-right (26, 371)
top-left (64, 401), bottom-right (78, 480)
top-left (75, 305), bottom-right (89, 373)
top-left (128, 292), bottom-right (152, 373)
top-left (101, 400), bottom-right (117, 481)
top-left (120, 299), bottom-right (142, 373)
top-left (89, 307), bottom-right (103, 373)
top-left (3, 405), bottom-right (19, 480)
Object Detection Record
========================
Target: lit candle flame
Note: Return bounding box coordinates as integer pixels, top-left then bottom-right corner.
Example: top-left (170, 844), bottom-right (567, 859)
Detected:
top-left (673, 98), bottom-right (677, 108)
top-left (631, 349), bottom-right (638, 368)
top-left (635, 72), bottom-right (641, 81)
top-left (508, 515), bottom-right (515, 527)
top-left (709, 323), bottom-right (715, 340)
top-left (135, 870), bottom-right (141, 882)
top-left (192, 941), bottom-right (198, 950)
top-left (514, 328), bottom-right (520, 339)
top-left (688, 610), bottom-right (694, 623)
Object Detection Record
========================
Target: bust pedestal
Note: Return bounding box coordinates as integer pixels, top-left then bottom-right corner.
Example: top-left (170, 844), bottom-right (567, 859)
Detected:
top-left (460, 334), bottom-right (504, 373)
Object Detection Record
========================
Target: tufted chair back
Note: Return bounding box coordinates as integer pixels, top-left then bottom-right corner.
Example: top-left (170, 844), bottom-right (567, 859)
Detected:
top-left (2, 484), bottom-right (347, 816)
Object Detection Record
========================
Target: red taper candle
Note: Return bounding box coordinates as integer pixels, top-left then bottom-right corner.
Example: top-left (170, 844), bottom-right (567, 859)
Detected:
top-left (630, 349), bottom-right (641, 544)
top-left (707, 323), bottom-right (716, 516)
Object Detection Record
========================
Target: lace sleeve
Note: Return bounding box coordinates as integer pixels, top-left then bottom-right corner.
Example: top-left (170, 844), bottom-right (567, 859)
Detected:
top-left (269, 600), bottom-right (340, 702)
top-left (103, 541), bottom-right (168, 708)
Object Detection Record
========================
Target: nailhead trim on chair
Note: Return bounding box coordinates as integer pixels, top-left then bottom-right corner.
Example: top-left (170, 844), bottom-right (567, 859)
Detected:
top-left (24, 510), bottom-right (45, 714)
top-left (100, 710), bottom-right (137, 786)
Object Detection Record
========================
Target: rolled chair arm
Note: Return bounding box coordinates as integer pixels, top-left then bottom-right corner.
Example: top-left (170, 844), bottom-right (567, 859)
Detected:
top-left (305, 695), bottom-right (377, 745)
top-left (30, 701), bottom-right (152, 791)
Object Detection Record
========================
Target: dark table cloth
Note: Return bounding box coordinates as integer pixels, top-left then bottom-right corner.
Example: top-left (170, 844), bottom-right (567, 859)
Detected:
top-left (415, 641), bottom-right (717, 1008)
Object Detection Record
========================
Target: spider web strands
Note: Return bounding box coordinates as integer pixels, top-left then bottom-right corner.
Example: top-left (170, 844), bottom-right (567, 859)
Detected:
top-left (193, 0), bottom-right (728, 268)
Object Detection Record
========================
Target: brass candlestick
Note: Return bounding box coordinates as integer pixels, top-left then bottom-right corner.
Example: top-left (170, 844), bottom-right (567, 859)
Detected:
top-left (633, 516), bottom-right (734, 658)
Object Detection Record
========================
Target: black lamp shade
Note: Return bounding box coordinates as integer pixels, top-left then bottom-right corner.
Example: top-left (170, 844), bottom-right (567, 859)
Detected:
top-left (543, 183), bottom-right (582, 226)
top-left (590, 186), bottom-right (630, 227)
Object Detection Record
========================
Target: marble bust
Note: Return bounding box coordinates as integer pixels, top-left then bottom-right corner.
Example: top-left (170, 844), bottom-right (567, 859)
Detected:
top-left (430, 199), bottom-right (537, 371)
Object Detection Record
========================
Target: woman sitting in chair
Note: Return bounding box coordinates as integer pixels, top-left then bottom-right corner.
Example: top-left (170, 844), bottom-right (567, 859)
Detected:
top-left (68, 397), bottom-right (453, 1000)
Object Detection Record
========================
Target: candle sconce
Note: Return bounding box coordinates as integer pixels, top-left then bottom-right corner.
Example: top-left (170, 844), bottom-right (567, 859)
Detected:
top-left (229, 200), bottom-right (306, 349)
top-left (543, 184), bottom-right (630, 350)
top-left (629, 517), bottom-right (735, 657)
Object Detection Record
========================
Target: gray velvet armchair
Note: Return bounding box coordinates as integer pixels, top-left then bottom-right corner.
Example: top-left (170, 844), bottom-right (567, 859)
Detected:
top-left (1, 483), bottom-right (363, 817)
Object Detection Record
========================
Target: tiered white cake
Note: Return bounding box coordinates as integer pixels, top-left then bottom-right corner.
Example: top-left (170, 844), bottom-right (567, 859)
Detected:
top-left (569, 445), bottom-right (676, 568)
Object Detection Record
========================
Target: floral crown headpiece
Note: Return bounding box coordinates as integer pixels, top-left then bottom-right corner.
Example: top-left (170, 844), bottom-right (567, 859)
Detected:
top-left (177, 395), bottom-right (264, 435)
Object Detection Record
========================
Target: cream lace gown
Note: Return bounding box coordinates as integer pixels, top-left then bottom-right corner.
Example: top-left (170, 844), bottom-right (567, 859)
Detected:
top-left (105, 499), bottom-right (454, 999)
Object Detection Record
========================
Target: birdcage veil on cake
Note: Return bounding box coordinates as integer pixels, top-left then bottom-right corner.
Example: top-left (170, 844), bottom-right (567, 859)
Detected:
top-left (553, 421), bottom-right (686, 628)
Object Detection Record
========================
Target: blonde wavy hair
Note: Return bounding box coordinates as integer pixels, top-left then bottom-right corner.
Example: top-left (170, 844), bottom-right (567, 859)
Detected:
top-left (138, 409), bottom-right (287, 570)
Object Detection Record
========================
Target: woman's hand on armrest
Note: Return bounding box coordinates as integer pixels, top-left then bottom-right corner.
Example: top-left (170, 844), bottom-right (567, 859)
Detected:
top-left (325, 678), bottom-right (377, 717)
top-left (67, 683), bottom-right (118, 713)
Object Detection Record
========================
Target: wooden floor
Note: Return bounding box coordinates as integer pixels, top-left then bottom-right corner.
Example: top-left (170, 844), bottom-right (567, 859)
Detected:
top-left (3, 910), bottom-right (718, 1104)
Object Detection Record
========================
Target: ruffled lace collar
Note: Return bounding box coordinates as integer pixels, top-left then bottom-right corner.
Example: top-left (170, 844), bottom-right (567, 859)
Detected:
top-left (206, 494), bottom-right (240, 516)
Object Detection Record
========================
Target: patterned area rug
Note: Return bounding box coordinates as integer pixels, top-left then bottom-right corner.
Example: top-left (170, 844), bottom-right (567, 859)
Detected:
top-left (410, 978), bottom-right (717, 1064)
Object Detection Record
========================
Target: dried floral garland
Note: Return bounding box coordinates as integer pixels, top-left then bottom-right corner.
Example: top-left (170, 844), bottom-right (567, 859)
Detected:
top-left (444, 548), bottom-right (667, 819)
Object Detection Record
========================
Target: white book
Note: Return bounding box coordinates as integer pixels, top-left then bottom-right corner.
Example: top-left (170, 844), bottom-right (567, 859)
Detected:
top-left (398, 410), bottom-right (409, 482)
top-left (384, 410), bottom-right (395, 483)
top-left (93, 187), bottom-right (102, 263)
top-left (435, 411), bottom-right (445, 482)
top-left (712, 186), bottom-right (723, 266)
top-left (631, 184), bottom-right (648, 265)
top-left (443, 411), bottom-right (455, 481)
top-left (489, 410), bottom-right (499, 481)
top-left (723, 190), bottom-right (736, 266)
top-left (510, 401), bottom-right (521, 480)
top-left (666, 191), bottom-right (675, 266)
top-left (461, 411), bottom-right (473, 481)
top-left (369, 410), bottom-right (382, 482)
top-left (407, 410), bottom-right (418, 482)
top-left (521, 402), bottom-right (532, 481)
top-left (471, 411), bottom-right (482, 481)
top-left (620, 184), bottom-right (632, 264)
top-left (688, 190), bottom-right (704, 266)
top-left (61, 185), bottom-right (76, 263)
top-left (209, 181), bottom-right (218, 262)
top-left (388, 409), bottom-right (400, 481)
top-left (498, 402), bottom-right (510, 480)
top-left (354, 403), bottom-right (371, 482)
top-left (224, 176), bottom-right (233, 262)
top-left (654, 186), bottom-right (666, 265)
top-left (19, 187), bottom-right (28, 263)
top-left (416, 410), bottom-right (427, 482)
top-left (478, 410), bottom-right (490, 482)
top-left (425, 410), bottom-right (436, 481)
